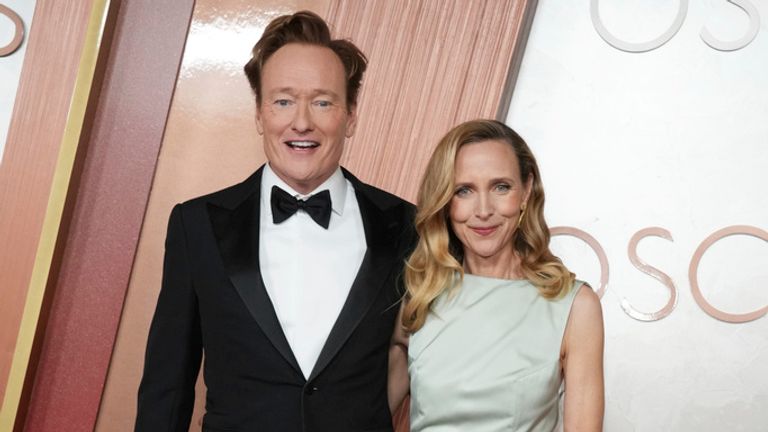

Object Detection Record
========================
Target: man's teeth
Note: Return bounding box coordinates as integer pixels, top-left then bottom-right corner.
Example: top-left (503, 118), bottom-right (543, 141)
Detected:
top-left (287, 141), bottom-right (318, 148)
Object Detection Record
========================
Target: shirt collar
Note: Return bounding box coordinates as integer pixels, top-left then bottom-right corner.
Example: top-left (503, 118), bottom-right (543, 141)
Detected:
top-left (262, 163), bottom-right (347, 216)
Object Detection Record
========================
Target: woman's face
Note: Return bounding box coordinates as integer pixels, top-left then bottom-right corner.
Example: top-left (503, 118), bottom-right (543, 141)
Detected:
top-left (449, 139), bottom-right (531, 269)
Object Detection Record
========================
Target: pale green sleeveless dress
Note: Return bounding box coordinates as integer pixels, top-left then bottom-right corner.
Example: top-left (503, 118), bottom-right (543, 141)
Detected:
top-left (408, 274), bottom-right (584, 432)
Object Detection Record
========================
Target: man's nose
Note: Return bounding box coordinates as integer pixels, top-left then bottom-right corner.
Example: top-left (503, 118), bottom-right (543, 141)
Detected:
top-left (291, 101), bottom-right (314, 132)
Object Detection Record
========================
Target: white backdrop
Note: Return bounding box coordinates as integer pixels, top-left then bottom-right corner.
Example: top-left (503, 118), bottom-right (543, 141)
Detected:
top-left (0, 0), bottom-right (35, 164)
top-left (507, 1), bottom-right (767, 430)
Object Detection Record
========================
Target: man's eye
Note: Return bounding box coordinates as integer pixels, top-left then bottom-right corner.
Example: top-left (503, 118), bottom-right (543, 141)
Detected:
top-left (313, 100), bottom-right (333, 109)
top-left (274, 99), bottom-right (293, 107)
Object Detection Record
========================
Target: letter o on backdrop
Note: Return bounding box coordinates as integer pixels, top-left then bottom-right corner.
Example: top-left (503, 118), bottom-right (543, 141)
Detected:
top-left (0, 5), bottom-right (25, 57)
top-left (551, 226), bottom-right (609, 298)
top-left (689, 225), bottom-right (768, 323)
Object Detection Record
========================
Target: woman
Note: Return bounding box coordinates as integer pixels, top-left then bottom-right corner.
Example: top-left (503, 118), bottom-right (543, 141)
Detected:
top-left (389, 120), bottom-right (604, 431)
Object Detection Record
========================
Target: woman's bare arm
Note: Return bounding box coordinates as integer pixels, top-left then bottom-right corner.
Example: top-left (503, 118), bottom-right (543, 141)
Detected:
top-left (562, 285), bottom-right (605, 431)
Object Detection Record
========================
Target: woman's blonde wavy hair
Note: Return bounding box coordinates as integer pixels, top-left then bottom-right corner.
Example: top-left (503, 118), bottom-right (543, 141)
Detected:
top-left (403, 120), bottom-right (574, 333)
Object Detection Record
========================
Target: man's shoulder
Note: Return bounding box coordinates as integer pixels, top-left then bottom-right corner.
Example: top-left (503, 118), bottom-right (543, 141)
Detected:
top-left (176, 168), bottom-right (263, 213)
top-left (355, 181), bottom-right (414, 211)
top-left (342, 168), bottom-right (414, 214)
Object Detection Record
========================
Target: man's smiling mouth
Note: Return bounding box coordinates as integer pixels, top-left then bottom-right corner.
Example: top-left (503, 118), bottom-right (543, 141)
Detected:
top-left (286, 140), bottom-right (319, 149)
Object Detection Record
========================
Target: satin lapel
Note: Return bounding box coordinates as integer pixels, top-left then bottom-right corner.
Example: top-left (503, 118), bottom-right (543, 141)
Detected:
top-left (207, 169), bottom-right (302, 376)
top-left (308, 182), bottom-right (402, 381)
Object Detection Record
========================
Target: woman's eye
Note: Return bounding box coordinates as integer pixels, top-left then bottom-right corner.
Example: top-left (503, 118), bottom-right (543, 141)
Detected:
top-left (494, 183), bottom-right (511, 192)
top-left (454, 186), bottom-right (471, 196)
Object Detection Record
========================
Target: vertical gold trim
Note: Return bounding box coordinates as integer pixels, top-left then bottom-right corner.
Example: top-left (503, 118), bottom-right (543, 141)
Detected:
top-left (0, 0), bottom-right (111, 428)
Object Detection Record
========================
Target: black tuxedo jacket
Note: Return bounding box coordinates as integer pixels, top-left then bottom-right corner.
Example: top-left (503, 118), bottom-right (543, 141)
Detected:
top-left (136, 166), bottom-right (415, 432)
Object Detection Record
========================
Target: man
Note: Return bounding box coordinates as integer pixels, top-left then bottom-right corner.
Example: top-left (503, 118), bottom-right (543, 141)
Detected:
top-left (135, 11), bottom-right (414, 432)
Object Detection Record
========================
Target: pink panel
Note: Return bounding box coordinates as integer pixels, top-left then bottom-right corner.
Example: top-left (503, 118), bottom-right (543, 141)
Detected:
top-left (22, 1), bottom-right (195, 430)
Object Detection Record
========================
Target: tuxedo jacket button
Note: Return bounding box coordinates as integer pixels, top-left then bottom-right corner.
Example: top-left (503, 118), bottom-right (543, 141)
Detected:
top-left (305, 386), bottom-right (318, 395)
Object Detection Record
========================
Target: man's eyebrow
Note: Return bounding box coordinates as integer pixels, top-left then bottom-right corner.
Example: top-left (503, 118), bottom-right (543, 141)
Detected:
top-left (312, 89), bottom-right (341, 99)
top-left (268, 87), bottom-right (298, 96)
top-left (267, 87), bottom-right (341, 99)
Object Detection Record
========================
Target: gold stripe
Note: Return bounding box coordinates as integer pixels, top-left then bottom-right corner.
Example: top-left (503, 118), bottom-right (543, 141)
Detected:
top-left (0, 0), bottom-right (111, 427)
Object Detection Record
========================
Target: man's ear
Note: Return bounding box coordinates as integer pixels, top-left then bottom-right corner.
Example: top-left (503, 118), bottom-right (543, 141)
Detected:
top-left (255, 104), bottom-right (264, 135)
top-left (345, 105), bottom-right (357, 138)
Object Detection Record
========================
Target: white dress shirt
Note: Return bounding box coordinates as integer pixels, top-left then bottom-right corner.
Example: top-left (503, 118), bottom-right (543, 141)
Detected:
top-left (259, 164), bottom-right (366, 378)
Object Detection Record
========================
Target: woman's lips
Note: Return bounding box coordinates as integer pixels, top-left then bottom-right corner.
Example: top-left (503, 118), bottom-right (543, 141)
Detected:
top-left (470, 225), bottom-right (498, 236)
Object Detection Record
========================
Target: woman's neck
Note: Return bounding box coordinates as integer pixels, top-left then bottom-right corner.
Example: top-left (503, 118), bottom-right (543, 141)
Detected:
top-left (463, 249), bottom-right (523, 280)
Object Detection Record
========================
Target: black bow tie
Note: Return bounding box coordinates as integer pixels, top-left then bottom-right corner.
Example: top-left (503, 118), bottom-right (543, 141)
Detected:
top-left (270, 186), bottom-right (332, 229)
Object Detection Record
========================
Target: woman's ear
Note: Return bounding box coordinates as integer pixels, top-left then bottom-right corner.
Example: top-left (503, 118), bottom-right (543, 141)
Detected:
top-left (523, 174), bottom-right (534, 205)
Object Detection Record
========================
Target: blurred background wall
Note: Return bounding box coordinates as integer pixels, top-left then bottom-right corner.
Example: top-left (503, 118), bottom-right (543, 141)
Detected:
top-left (1, 0), bottom-right (765, 431)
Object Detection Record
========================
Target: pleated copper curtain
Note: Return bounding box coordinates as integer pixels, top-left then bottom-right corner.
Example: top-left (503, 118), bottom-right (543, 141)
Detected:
top-left (328, 0), bottom-right (536, 202)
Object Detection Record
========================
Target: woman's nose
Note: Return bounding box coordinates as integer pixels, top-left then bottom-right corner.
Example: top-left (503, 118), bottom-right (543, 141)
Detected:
top-left (475, 193), bottom-right (493, 219)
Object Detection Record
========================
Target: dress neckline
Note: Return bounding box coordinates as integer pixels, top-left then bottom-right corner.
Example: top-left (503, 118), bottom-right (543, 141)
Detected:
top-left (461, 272), bottom-right (529, 286)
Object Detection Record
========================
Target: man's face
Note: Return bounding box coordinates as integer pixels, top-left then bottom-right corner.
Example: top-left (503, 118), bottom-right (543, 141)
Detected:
top-left (256, 43), bottom-right (357, 194)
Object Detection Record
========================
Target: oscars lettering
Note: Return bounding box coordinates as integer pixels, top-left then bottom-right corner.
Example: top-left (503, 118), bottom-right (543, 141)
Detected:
top-left (591, 0), bottom-right (760, 52)
top-left (552, 225), bottom-right (767, 323)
